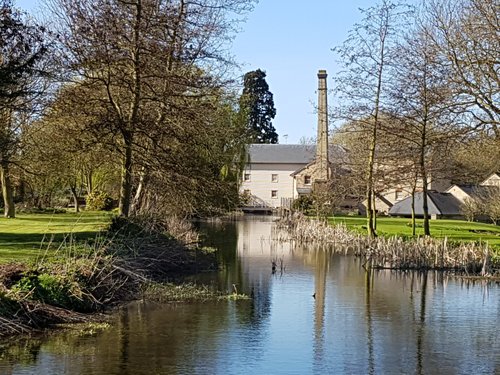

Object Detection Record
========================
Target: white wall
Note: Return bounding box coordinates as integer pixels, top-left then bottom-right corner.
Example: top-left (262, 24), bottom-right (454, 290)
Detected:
top-left (446, 185), bottom-right (470, 202)
top-left (241, 163), bottom-right (305, 207)
top-left (481, 173), bottom-right (500, 186)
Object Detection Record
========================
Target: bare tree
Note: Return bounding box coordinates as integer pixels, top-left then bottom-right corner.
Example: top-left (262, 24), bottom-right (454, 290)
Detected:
top-left (333, 0), bottom-right (412, 237)
top-left (428, 0), bottom-right (499, 138)
top-left (386, 7), bottom-right (461, 236)
top-left (48, 0), bottom-right (255, 217)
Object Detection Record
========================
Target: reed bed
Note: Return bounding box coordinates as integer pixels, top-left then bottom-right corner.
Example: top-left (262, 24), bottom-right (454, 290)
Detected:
top-left (276, 213), bottom-right (499, 276)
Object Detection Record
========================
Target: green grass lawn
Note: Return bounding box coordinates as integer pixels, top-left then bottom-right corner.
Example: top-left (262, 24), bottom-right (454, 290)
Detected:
top-left (329, 215), bottom-right (500, 248)
top-left (0, 211), bottom-right (114, 263)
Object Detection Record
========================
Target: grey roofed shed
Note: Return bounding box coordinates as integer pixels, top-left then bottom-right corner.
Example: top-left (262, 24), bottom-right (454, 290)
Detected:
top-left (247, 144), bottom-right (346, 164)
top-left (388, 191), bottom-right (463, 217)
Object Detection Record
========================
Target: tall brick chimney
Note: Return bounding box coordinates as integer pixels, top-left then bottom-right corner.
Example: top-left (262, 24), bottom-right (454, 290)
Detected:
top-left (316, 70), bottom-right (329, 181)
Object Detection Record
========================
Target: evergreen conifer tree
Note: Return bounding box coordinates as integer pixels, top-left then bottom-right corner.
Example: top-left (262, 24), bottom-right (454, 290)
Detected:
top-left (240, 69), bottom-right (278, 144)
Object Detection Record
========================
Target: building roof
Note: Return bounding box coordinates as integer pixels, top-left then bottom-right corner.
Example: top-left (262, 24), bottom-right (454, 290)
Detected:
top-left (247, 144), bottom-right (345, 164)
top-left (389, 191), bottom-right (463, 216)
top-left (481, 172), bottom-right (500, 186)
top-left (472, 185), bottom-right (500, 197)
top-left (458, 185), bottom-right (475, 195)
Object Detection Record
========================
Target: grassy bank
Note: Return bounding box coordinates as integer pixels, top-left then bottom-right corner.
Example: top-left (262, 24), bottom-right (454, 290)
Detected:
top-left (328, 216), bottom-right (500, 248)
top-left (0, 212), bottom-right (223, 338)
top-left (0, 211), bottom-right (112, 262)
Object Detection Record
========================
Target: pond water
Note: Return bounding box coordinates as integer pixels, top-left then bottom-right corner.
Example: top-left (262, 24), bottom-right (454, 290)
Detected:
top-left (1, 217), bottom-right (499, 375)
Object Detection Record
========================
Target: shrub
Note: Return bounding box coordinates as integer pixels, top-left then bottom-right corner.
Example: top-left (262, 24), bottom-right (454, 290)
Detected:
top-left (293, 195), bottom-right (313, 212)
top-left (12, 271), bottom-right (89, 311)
top-left (86, 191), bottom-right (114, 211)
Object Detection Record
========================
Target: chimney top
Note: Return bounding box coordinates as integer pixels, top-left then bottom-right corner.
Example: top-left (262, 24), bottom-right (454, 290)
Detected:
top-left (318, 70), bottom-right (327, 79)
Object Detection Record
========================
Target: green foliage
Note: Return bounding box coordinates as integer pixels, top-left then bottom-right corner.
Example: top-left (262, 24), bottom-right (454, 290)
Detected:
top-left (85, 191), bottom-right (113, 211)
top-left (239, 190), bottom-right (252, 206)
top-left (293, 195), bottom-right (313, 212)
top-left (12, 272), bottom-right (82, 309)
top-left (239, 69), bottom-right (278, 144)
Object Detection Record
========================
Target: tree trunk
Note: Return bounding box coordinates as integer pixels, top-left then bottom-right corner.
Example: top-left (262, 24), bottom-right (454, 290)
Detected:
top-left (420, 147), bottom-right (430, 236)
top-left (70, 185), bottom-right (80, 213)
top-left (411, 171), bottom-right (418, 236)
top-left (411, 190), bottom-right (416, 237)
top-left (131, 166), bottom-right (148, 214)
top-left (118, 0), bottom-right (142, 218)
top-left (366, 132), bottom-right (377, 237)
top-left (119, 132), bottom-right (133, 217)
top-left (365, 26), bottom-right (387, 238)
top-left (0, 160), bottom-right (15, 218)
top-left (85, 170), bottom-right (93, 195)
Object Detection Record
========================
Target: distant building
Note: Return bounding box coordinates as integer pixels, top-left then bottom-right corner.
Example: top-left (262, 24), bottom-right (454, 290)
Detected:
top-left (388, 191), bottom-right (463, 219)
top-left (240, 70), bottom-right (339, 210)
top-left (240, 144), bottom-right (344, 209)
top-left (369, 176), bottom-right (451, 215)
top-left (389, 173), bottom-right (500, 220)
top-left (479, 172), bottom-right (500, 187)
top-left (446, 172), bottom-right (500, 202)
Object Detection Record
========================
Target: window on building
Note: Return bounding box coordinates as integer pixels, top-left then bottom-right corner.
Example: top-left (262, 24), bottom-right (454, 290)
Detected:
top-left (304, 175), bottom-right (312, 185)
top-left (271, 190), bottom-right (278, 198)
top-left (271, 174), bottom-right (278, 182)
top-left (244, 173), bottom-right (250, 181)
top-left (395, 190), bottom-right (403, 200)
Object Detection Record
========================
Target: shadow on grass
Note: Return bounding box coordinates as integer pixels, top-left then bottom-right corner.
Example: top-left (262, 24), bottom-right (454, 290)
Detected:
top-left (0, 231), bottom-right (106, 261)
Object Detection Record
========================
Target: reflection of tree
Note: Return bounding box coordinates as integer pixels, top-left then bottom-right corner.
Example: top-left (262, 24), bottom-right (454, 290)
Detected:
top-left (0, 338), bottom-right (42, 370)
top-left (196, 220), bottom-right (244, 292)
top-left (198, 218), bottom-right (273, 330)
top-left (365, 268), bottom-right (375, 374)
top-left (416, 272), bottom-right (428, 375)
top-left (118, 307), bottom-right (130, 374)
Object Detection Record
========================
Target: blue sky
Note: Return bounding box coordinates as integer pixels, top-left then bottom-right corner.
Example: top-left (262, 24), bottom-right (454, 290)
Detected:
top-left (16, 0), bottom-right (375, 143)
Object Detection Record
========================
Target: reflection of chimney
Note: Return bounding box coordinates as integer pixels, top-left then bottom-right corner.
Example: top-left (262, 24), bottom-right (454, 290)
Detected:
top-left (317, 70), bottom-right (329, 181)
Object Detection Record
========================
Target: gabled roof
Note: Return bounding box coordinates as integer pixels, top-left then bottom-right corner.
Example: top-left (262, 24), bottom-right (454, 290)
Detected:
top-left (389, 191), bottom-right (462, 216)
top-left (471, 185), bottom-right (500, 197)
top-left (247, 144), bottom-right (346, 164)
top-left (449, 184), bottom-right (500, 198)
top-left (481, 172), bottom-right (500, 186)
top-left (447, 184), bottom-right (475, 195)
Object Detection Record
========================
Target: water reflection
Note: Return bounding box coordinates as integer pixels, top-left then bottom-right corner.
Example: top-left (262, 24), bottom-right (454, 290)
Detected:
top-left (1, 217), bottom-right (499, 374)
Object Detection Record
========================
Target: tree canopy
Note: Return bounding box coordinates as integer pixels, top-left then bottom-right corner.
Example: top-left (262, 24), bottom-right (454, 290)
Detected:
top-left (0, 0), bottom-right (49, 218)
top-left (239, 69), bottom-right (278, 144)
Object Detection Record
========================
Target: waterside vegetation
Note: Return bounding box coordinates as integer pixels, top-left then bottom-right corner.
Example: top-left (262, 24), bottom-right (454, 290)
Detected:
top-left (276, 214), bottom-right (500, 277)
top-left (328, 216), bottom-right (500, 248)
top-left (0, 212), bottom-right (240, 338)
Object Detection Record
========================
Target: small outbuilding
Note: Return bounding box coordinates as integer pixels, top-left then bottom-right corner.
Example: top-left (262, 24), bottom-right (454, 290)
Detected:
top-left (388, 191), bottom-right (463, 219)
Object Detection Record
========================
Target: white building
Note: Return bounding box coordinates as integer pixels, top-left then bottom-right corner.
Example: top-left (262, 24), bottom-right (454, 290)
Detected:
top-left (240, 70), bottom-right (336, 210)
top-left (446, 172), bottom-right (500, 203)
top-left (240, 144), bottom-right (346, 209)
top-left (240, 144), bottom-right (315, 208)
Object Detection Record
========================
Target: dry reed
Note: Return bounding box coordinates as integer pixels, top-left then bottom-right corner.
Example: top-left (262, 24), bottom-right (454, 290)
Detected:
top-left (275, 213), bottom-right (499, 276)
